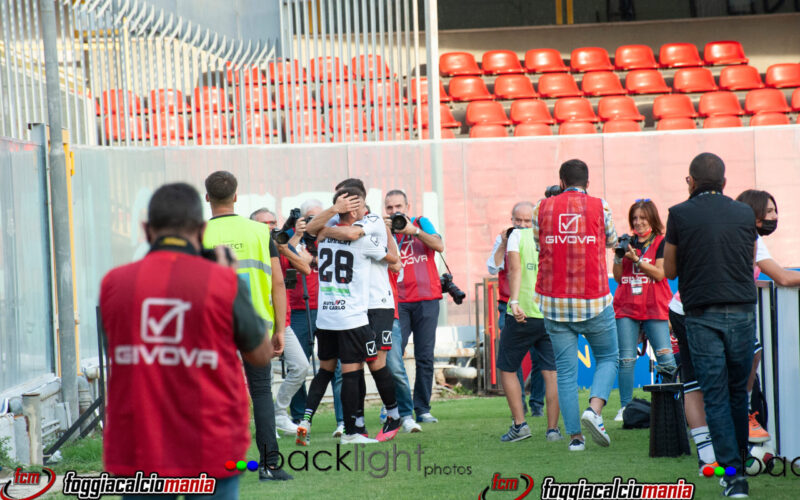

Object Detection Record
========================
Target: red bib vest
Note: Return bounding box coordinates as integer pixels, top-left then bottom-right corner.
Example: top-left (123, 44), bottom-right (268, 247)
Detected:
top-left (279, 254), bottom-right (293, 326)
top-left (536, 190), bottom-right (609, 299)
top-left (100, 250), bottom-right (250, 478)
top-left (389, 270), bottom-right (400, 320)
top-left (289, 265), bottom-right (318, 311)
top-left (395, 219), bottom-right (443, 303)
top-left (497, 257), bottom-right (511, 303)
top-left (613, 235), bottom-right (671, 320)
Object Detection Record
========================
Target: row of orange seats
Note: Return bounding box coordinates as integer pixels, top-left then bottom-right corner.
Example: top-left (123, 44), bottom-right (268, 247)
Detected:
top-left (225, 55), bottom-right (392, 84)
top-left (441, 41), bottom-right (750, 76)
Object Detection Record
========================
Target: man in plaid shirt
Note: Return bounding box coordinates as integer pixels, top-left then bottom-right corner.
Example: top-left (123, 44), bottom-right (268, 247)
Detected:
top-left (533, 159), bottom-right (619, 452)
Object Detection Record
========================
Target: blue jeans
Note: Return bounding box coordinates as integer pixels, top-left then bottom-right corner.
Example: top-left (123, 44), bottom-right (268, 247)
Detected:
top-left (499, 301), bottom-right (544, 414)
top-left (616, 317), bottom-right (676, 408)
top-left (289, 309), bottom-right (344, 423)
top-left (399, 299), bottom-right (439, 416)
top-left (123, 474), bottom-right (238, 500)
top-left (386, 319), bottom-right (414, 418)
top-left (544, 305), bottom-right (619, 435)
top-left (686, 309), bottom-right (755, 472)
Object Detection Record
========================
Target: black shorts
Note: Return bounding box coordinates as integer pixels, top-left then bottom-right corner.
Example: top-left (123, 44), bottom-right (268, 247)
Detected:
top-left (496, 316), bottom-right (556, 372)
top-left (368, 308), bottom-right (395, 351)
top-left (316, 325), bottom-right (378, 364)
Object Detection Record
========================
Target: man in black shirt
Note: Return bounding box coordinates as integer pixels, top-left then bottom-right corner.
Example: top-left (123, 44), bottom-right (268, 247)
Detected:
top-left (664, 153), bottom-right (757, 498)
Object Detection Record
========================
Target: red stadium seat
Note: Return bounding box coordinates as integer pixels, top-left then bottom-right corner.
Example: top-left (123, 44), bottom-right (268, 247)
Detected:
top-left (597, 96), bottom-right (644, 122)
top-left (414, 103), bottom-right (461, 129)
top-left (193, 87), bottom-right (229, 112)
top-left (309, 57), bottom-right (348, 81)
top-left (581, 71), bottom-right (626, 96)
top-left (320, 82), bottom-right (361, 107)
top-left (514, 122), bottom-right (552, 136)
top-left (448, 76), bottom-right (493, 101)
top-left (150, 112), bottom-right (189, 145)
top-left (225, 62), bottom-right (266, 85)
top-left (703, 115), bottom-right (743, 128)
top-left (570, 47), bottom-right (613, 73)
top-left (465, 101), bottom-right (511, 126)
top-left (653, 94), bottom-right (698, 119)
top-left (269, 60), bottom-right (306, 83)
top-left (659, 43), bottom-right (703, 68)
top-left (749, 113), bottom-right (790, 126)
top-left (364, 80), bottom-right (404, 105)
top-left (603, 120), bottom-right (641, 133)
top-left (553, 97), bottom-right (598, 123)
top-left (421, 128), bottom-right (456, 139)
top-left (745, 89), bottom-right (790, 114)
top-left (625, 70), bottom-right (671, 94)
top-left (328, 107), bottom-right (367, 135)
top-left (469, 124), bottom-right (509, 138)
top-left (235, 85), bottom-right (276, 111)
top-left (150, 89), bottom-right (185, 112)
top-left (537, 73), bottom-right (581, 98)
top-left (524, 48), bottom-right (568, 73)
top-left (672, 67), bottom-right (718, 93)
top-left (509, 99), bottom-right (554, 124)
top-left (482, 50), bottom-right (524, 75)
top-left (103, 114), bottom-right (146, 140)
top-left (408, 78), bottom-right (451, 103)
top-left (371, 107), bottom-right (410, 131)
top-left (237, 112), bottom-right (278, 143)
top-left (614, 45), bottom-right (658, 70)
top-left (193, 112), bottom-right (231, 144)
top-left (765, 63), bottom-right (800, 89)
top-left (493, 74), bottom-right (538, 99)
top-left (719, 65), bottom-right (765, 91)
top-left (558, 121), bottom-right (597, 135)
top-left (698, 91), bottom-right (744, 117)
top-left (704, 41), bottom-right (748, 66)
top-left (351, 55), bottom-right (391, 80)
top-left (101, 90), bottom-right (142, 115)
top-left (277, 84), bottom-right (317, 109)
top-left (439, 52), bottom-right (481, 76)
top-left (285, 109), bottom-right (324, 135)
top-left (657, 118), bottom-right (696, 130)
top-left (792, 88), bottom-right (800, 111)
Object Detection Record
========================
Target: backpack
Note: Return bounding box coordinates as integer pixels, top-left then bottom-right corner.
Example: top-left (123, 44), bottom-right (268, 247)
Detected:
top-left (623, 398), bottom-right (651, 429)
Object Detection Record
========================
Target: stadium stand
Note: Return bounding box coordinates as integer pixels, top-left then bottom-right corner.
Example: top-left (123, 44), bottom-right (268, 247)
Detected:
top-left (482, 50), bottom-right (524, 74)
top-left (553, 97), bottom-right (599, 122)
top-left (597, 96), bottom-right (644, 122)
top-left (309, 57), bottom-right (348, 81)
top-left (745, 88), bottom-right (791, 114)
top-left (493, 74), bottom-right (539, 99)
top-left (524, 48), bottom-right (569, 73)
top-left (351, 54), bottom-right (391, 80)
top-left (513, 122), bottom-right (553, 136)
top-left (440, 52), bottom-right (482, 76)
top-left (656, 117), bottom-right (697, 130)
top-left (570, 47), bottom-right (614, 72)
top-left (465, 101), bottom-right (512, 126)
top-left (469, 124), bottom-right (509, 137)
top-left (509, 99), bottom-right (555, 124)
top-left (749, 112), bottom-right (791, 126)
top-left (414, 103), bottom-right (462, 129)
top-left (448, 76), bottom-right (494, 101)
top-left (698, 91), bottom-right (745, 117)
top-left (102, 90), bottom-right (141, 115)
top-left (703, 40), bottom-right (748, 66)
top-left (672, 67), bottom-right (718, 93)
top-left (558, 121), bottom-right (597, 134)
top-left (653, 94), bottom-right (698, 119)
top-left (408, 78), bottom-right (451, 103)
top-left (603, 120), bottom-right (642, 133)
top-left (718, 65), bottom-right (765, 91)
top-left (581, 71), bottom-right (626, 96)
top-left (659, 43), bottom-right (704, 68)
top-left (614, 45), bottom-right (658, 70)
top-left (625, 70), bottom-right (671, 94)
top-left (702, 115), bottom-right (743, 128)
top-left (766, 63), bottom-right (800, 89)
top-left (269, 60), bottom-right (306, 82)
top-left (537, 73), bottom-right (582, 98)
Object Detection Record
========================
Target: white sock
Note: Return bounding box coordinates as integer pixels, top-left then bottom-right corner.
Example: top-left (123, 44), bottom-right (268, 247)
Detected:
top-left (747, 391), bottom-right (752, 411)
top-left (691, 426), bottom-right (716, 464)
top-left (355, 416), bottom-right (364, 427)
top-left (387, 407), bottom-right (400, 420)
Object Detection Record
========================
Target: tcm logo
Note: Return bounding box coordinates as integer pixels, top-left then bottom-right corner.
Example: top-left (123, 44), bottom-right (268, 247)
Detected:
top-left (478, 473), bottom-right (534, 499)
top-left (0, 467), bottom-right (57, 500)
top-left (558, 214), bottom-right (581, 234)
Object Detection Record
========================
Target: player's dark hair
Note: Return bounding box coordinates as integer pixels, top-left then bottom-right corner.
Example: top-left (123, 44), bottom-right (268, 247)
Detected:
top-left (205, 170), bottom-right (237, 203)
top-left (335, 178), bottom-right (366, 193)
top-left (689, 153), bottom-right (725, 189)
top-left (333, 186), bottom-right (366, 205)
top-left (559, 159), bottom-right (589, 188)
top-left (148, 183), bottom-right (204, 232)
top-left (736, 189), bottom-right (777, 222)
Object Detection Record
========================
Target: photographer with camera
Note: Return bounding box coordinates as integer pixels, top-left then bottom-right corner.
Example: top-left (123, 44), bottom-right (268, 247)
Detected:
top-left (611, 200), bottom-right (676, 422)
top-left (534, 159), bottom-right (619, 452)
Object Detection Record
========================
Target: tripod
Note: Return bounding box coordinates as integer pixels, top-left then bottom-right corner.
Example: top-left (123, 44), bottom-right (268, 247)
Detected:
top-left (301, 273), bottom-right (317, 375)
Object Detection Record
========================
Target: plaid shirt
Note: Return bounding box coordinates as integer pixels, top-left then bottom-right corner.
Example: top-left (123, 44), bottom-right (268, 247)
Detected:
top-left (533, 187), bottom-right (617, 322)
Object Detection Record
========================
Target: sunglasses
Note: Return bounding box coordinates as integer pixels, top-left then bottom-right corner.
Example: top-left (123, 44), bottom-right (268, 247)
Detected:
top-left (635, 198), bottom-right (651, 203)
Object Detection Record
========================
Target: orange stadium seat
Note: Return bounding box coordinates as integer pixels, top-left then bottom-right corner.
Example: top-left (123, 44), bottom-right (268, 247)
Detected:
top-left (537, 73), bottom-right (582, 98)
top-left (150, 89), bottom-right (185, 112)
top-left (439, 52), bottom-right (481, 76)
top-left (704, 41), bottom-right (748, 66)
top-left (235, 85), bottom-right (276, 111)
top-left (698, 92), bottom-right (744, 117)
top-left (719, 65), bottom-right (765, 91)
top-left (408, 78), bottom-right (451, 103)
top-left (653, 94), bottom-right (698, 119)
top-left (656, 118), bottom-right (696, 130)
top-left (277, 84), bottom-right (318, 109)
top-left (493, 74), bottom-right (538, 99)
top-left (614, 45), bottom-right (658, 70)
top-left (558, 121), bottom-right (597, 134)
top-left (225, 62), bottom-right (266, 85)
top-left (101, 90), bottom-right (141, 115)
top-left (672, 67), bottom-right (718, 93)
top-left (364, 81), bottom-right (404, 105)
top-left (514, 122), bottom-right (552, 136)
top-left (193, 112), bottom-right (231, 144)
top-left (625, 70), bottom-right (671, 94)
top-left (524, 48), bottom-right (568, 73)
top-left (320, 82), bottom-right (361, 107)
top-left (465, 101), bottom-right (511, 126)
top-left (150, 112), bottom-right (189, 145)
top-left (509, 99), bottom-right (555, 124)
top-left (659, 43), bottom-right (703, 68)
top-left (103, 114), bottom-right (146, 140)
top-left (414, 103), bottom-right (461, 128)
top-left (237, 111), bottom-right (279, 143)
top-left (703, 115), bottom-right (743, 128)
top-left (448, 76), bottom-right (493, 101)
top-left (553, 97), bottom-right (598, 122)
top-left (421, 128), bottom-right (456, 139)
top-left (570, 47), bottom-right (613, 72)
top-left (285, 109), bottom-right (324, 135)
top-left (765, 63), bottom-right (800, 88)
top-left (193, 87), bottom-right (229, 111)
top-left (482, 50), bottom-right (524, 75)
top-left (792, 88), bottom-right (800, 111)
top-left (269, 60), bottom-right (306, 83)
top-left (603, 120), bottom-right (642, 133)
top-left (597, 96), bottom-right (644, 121)
top-left (371, 107), bottom-right (410, 131)
top-left (581, 71), bottom-right (626, 96)
top-left (351, 55), bottom-right (391, 80)
top-left (469, 124), bottom-right (509, 138)
top-left (328, 107), bottom-right (367, 135)
top-left (749, 113), bottom-right (790, 126)
top-left (309, 57), bottom-right (348, 81)
top-left (745, 89), bottom-right (790, 114)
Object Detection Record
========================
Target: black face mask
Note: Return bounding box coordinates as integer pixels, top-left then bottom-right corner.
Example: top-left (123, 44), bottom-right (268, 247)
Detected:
top-left (757, 219), bottom-right (777, 236)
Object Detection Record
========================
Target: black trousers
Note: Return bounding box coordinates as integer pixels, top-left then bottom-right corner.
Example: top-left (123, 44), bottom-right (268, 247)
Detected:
top-left (243, 360), bottom-right (279, 468)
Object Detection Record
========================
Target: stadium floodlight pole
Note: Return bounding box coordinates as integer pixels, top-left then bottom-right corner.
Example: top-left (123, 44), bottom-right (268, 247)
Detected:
top-left (301, 273), bottom-right (317, 375)
top-left (41, 0), bottom-right (78, 426)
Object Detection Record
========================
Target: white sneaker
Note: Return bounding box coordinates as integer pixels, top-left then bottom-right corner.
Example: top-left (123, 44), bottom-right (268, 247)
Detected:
top-left (615, 407), bottom-right (625, 422)
top-left (332, 422), bottom-right (344, 438)
top-left (402, 417), bottom-right (422, 433)
top-left (275, 414), bottom-right (298, 434)
top-left (581, 407), bottom-right (611, 447)
top-left (341, 433), bottom-right (379, 444)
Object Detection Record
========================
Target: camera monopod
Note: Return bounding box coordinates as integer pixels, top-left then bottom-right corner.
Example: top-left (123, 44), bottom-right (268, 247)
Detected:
top-left (301, 273), bottom-right (317, 375)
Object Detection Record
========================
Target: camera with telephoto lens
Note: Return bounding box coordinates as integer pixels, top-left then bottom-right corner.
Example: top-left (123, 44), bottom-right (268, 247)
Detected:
top-left (615, 234), bottom-right (633, 258)
top-left (272, 208), bottom-right (316, 254)
top-left (390, 212), bottom-right (408, 233)
top-left (440, 273), bottom-right (466, 305)
top-left (545, 185), bottom-right (563, 198)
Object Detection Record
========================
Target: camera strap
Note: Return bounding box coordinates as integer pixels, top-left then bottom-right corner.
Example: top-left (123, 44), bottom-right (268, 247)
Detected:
top-left (437, 252), bottom-right (454, 276)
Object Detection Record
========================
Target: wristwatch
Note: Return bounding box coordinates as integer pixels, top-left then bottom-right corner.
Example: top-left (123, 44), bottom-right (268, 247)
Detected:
top-left (508, 300), bottom-right (519, 305)
top-left (415, 227), bottom-right (421, 236)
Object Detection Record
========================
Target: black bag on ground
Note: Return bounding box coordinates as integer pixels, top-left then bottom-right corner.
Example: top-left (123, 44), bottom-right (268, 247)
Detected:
top-left (622, 398), bottom-right (651, 429)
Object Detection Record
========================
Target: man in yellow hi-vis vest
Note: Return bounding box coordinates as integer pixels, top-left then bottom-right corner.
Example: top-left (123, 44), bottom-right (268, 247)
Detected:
top-left (203, 171), bottom-right (292, 481)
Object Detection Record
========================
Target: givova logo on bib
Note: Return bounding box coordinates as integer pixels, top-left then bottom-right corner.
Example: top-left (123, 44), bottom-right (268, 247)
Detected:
top-left (544, 214), bottom-right (597, 245)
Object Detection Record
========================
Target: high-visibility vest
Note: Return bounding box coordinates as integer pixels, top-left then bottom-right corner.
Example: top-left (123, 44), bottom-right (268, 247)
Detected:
top-left (509, 228), bottom-right (544, 319)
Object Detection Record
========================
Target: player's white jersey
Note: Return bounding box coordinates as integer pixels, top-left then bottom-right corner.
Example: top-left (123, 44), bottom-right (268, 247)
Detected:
top-left (315, 228), bottom-right (388, 330)
top-left (354, 214), bottom-right (394, 310)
